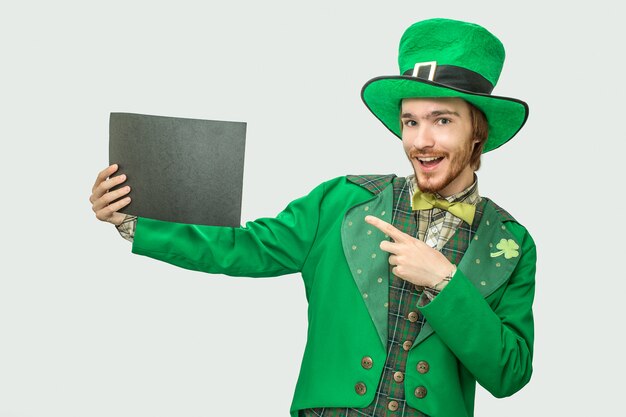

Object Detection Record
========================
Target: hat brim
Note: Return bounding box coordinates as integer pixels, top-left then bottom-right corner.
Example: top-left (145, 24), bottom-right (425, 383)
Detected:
top-left (361, 76), bottom-right (529, 153)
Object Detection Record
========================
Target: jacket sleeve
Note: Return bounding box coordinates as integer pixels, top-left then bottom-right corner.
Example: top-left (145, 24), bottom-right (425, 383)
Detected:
top-left (131, 180), bottom-right (328, 277)
top-left (418, 223), bottom-right (536, 398)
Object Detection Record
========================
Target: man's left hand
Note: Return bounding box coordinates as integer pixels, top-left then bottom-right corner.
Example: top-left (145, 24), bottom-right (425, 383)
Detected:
top-left (365, 215), bottom-right (455, 288)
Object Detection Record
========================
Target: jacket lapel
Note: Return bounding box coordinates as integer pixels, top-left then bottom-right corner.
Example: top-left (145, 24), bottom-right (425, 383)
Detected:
top-left (341, 177), bottom-right (394, 349)
top-left (457, 201), bottom-right (522, 297)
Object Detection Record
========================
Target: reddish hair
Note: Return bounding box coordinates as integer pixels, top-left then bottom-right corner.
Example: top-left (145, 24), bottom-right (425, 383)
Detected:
top-left (468, 102), bottom-right (489, 171)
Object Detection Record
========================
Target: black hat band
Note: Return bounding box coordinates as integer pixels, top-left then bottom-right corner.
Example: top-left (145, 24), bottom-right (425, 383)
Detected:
top-left (402, 63), bottom-right (494, 95)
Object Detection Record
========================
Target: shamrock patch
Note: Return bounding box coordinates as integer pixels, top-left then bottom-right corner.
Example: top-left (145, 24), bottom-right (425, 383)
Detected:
top-left (490, 239), bottom-right (519, 259)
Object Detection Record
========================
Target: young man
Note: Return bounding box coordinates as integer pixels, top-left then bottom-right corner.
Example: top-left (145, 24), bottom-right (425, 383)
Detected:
top-left (90, 18), bottom-right (536, 417)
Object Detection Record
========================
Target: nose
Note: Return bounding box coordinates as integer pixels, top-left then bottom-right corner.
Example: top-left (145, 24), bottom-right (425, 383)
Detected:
top-left (408, 125), bottom-right (435, 150)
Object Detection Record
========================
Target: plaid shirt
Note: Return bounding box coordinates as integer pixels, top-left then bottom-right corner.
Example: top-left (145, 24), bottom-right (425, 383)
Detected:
top-left (115, 175), bottom-right (483, 417)
top-left (116, 214), bottom-right (137, 242)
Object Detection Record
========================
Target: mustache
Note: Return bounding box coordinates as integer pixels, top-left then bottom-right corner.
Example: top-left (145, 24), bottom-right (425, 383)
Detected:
top-left (408, 149), bottom-right (448, 159)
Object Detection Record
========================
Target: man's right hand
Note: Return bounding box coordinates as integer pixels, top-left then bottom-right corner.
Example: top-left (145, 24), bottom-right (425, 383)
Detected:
top-left (90, 164), bottom-right (132, 226)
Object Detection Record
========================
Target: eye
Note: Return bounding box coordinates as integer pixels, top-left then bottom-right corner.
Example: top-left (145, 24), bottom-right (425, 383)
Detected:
top-left (437, 118), bottom-right (451, 125)
top-left (403, 119), bottom-right (417, 127)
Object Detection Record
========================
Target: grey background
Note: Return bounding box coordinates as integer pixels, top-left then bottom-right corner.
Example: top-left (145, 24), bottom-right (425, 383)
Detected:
top-left (1, 0), bottom-right (623, 416)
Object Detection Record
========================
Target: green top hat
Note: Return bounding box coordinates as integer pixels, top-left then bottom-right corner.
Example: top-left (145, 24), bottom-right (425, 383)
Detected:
top-left (361, 18), bottom-right (528, 153)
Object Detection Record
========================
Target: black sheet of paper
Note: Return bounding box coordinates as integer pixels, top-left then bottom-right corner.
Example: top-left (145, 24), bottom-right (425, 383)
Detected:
top-left (109, 112), bottom-right (246, 227)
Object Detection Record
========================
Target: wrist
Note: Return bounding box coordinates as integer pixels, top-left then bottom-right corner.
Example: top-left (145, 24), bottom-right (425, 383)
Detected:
top-left (430, 264), bottom-right (457, 290)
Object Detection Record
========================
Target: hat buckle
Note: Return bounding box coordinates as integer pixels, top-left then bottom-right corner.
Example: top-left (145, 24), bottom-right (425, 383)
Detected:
top-left (412, 61), bottom-right (437, 81)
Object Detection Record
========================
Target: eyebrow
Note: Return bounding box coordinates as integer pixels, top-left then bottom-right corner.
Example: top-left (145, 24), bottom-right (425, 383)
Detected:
top-left (400, 110), bottom-right (461, 119)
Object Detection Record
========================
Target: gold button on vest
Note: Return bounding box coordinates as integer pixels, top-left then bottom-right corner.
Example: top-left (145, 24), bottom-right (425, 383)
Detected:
top-left (393, 371), bottom-right (404, 383)
top-left (388, 400), bottom-right (399, 411)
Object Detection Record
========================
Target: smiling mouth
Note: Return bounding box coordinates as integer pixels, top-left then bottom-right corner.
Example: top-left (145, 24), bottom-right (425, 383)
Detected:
top-left (417, 156), bottom-right (444, 168)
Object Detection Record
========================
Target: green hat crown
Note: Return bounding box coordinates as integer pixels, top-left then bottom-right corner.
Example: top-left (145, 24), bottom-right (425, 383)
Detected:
top-left (398, 18), bottom-right (505, 87)
top-left (361, 18), bottom-right (529, 154)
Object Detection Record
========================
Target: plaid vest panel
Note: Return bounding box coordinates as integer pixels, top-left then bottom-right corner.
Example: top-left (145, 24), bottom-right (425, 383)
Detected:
top-left (300, 176), bottom-right (485, 417)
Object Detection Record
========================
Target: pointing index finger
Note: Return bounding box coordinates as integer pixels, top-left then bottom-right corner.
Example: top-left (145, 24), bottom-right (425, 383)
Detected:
top-left (364, 215), bottom-right (408, 242)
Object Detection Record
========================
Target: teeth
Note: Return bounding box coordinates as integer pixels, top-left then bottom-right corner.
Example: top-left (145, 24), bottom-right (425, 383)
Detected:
top-left (418, 157), bottom-right (442, 162)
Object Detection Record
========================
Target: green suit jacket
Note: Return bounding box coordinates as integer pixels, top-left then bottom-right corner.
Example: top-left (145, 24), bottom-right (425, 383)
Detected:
top-left (131, 176), bottom-right (536, 417)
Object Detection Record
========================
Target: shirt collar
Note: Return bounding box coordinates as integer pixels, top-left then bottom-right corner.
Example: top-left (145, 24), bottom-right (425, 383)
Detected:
top-left (406, 174), bottom-right (481, 206)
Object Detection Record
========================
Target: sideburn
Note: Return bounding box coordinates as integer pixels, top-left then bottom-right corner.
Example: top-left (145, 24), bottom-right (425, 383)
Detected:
top-left (469, 104), bottom-right (489, 171)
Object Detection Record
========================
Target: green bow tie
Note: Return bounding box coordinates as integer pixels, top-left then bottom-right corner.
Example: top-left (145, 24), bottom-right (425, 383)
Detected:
top-left (411, 190), bottom-right (476, 225)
